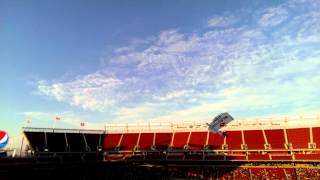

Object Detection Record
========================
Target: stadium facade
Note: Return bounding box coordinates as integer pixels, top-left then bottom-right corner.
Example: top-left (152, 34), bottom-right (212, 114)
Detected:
top-left (19, 114), bottom-right (320, 179)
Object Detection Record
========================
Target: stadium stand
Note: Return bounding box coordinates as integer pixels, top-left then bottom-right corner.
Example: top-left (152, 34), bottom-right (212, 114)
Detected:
top-left (103, 133), bottom-right (122, 151)
top-left (207, 132), bottom-right (224, 150)
top-left (313, 127), bottom-right (320, 149)
top-left (226, 131), bottom-right (242, 150)
top-left (172, 132), bottom-right (189, 150)
top-left (18, 114), bottom-right (320, 179)
top-left (243, 130), bottom-right (265, 150)
top-left (119, 133), bottom-right (138, 151)
top-left (138, 133), bottom-right (154, 150)
top-left (188, 131), bottom-right (207, 150)
top-left (286, 128), bottom-right (310, 149)
top-left (264, 129), bottom-right (286, 150)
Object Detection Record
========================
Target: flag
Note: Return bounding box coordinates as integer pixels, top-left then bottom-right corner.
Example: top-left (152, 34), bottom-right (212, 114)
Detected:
top-left (80, 122), bottom-right (85, 127)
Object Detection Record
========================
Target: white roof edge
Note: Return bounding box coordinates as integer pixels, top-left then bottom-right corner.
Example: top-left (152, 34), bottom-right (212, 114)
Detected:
top-left (104, 113), bottom-right (320, 133)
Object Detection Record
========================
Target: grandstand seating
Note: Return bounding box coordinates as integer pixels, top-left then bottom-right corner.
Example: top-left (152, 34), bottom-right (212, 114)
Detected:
top-left (172, 132), bottom-right (189, 150)
top-left (46, 133), bottom-right (66, 152)
top-left (226, 131), bottom-right (242, 150)
top-left (265, 129), bottom-right (286, 149)
top-left (313, 127), bottom-right (320, 149)
top-left (24, 126), bottom-right (320, 162)
top-left (188, 132), bottom-right (207, 150)
top-left (265, 168), bottom-right (286, 179)
top-left (103, 134), bottom-right (122, 150)
top-left (119, 133), bottom-right (138, 151)
top-left (24, 131), bottom-right (46, 152)
top-left (67, 133), bottom-right (86, 152)
top-left (155, 133), bottom-right (172, 150)
top-left (286, 128), bottom-right (310, 149)
top-left (243, 130), bottom-right (265, 149)
top-left (295, 154), bottom-right (320, 160)
top-left (207, 132), bottom-right (224, 150)
top-left (84, 134), bottom-right (102, 152)
top-left (247, 154), bottom-right (270, 160)
top-left (271, 155), bottom-right (292, 160)
top-left (138, 133), bottom-right (154, 150)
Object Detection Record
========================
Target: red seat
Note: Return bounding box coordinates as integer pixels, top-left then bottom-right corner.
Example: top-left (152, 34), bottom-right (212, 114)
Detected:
top-left (207, 132), bottom-right (224, 150)
top-left (172, 132), bottom-right (189, 150)
top-left (155, 133), bottom-right (172, 150)
top-left (226, 131), bottom-right (242, 150)
top-left (138, 133), bottom-right (154, 150)
top-left (248, 154), bottom-right (270, 160)
top-left (313, 127), bottom-right (320, 148)
top-left (188, 132), bottom-right (207, 150)
top-left (295, 154), bottom-right (320, 160)
top-left (119, 133), bottom-right (139, 151)
top-left (103, 134), bottom-right (122, 150)
top-left (286, 128), bottom-right (310, 149)
top-left (244, 130), bottom-right (265, 150)
top-left (271, 155), bottom-right (292, 160)
top-left (265, 129), bottom-right (286, 149)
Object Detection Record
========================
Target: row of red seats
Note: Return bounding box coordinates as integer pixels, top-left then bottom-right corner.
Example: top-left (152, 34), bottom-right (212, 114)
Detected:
top-left (103, 127), bottom-right (320, 151)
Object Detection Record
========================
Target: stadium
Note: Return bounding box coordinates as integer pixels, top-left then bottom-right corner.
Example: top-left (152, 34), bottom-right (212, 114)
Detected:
top-left (1, 114), bottom-right (319, 179)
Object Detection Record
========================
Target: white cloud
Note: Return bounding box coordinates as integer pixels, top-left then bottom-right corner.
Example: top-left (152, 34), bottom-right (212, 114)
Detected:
top-left (208, 16), bottom-right (237, 28)
top-left (36, 0), bottom-right (320, 122)
top-left (259, 7), bottom-right (288, 27)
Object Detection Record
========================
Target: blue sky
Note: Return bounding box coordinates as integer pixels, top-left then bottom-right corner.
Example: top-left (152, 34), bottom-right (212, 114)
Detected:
top-left (1, 0), bottom-right (320, 146)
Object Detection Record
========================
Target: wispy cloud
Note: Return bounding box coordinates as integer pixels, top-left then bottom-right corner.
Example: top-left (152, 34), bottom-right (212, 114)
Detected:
top-left (258, 7), bottom-right (288, 27)
top-left (207, 16), bottom-right (238, 28)
top-left (36, 0), bottom-right (320, 122)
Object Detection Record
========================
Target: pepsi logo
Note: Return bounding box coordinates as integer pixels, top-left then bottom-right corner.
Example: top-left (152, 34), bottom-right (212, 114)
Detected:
top-left (0, 131), bottom-right (9, 149)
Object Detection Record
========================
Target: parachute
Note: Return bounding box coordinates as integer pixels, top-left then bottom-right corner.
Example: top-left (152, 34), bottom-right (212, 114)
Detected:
top-left (207, 112), bottom-right (234, 135)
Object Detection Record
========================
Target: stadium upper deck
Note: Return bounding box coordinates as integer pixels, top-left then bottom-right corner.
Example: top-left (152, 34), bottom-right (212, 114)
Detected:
top-left (23, 114), bottom-right (320, 162)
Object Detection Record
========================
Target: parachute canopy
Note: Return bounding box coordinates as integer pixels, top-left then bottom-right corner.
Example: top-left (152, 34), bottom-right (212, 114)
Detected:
top-left (208, 112), bottom-right (234, 135)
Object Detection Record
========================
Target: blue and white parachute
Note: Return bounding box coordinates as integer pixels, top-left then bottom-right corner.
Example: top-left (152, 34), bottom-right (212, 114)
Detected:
top-left (0, 131), bottom-right (8, 149)
top-left (207, 112), bottom-right (234, 135)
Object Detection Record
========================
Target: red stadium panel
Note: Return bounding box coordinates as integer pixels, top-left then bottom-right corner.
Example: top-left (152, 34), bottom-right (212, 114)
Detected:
top-left (244, 130), bottom-right (265, 149)
top-left (226, 131), bottom-right (242, 150)
top-left (265, 129), bottom-right (286, 149)
top-left (119, 133), bottom-right (139, 151)
top-left (286, 128), bottom-right (309, 149)
top-left (207, 132), bottom-right (224, 150)
top-left (188, 132), bottom-right (207, 150)
top-left (271, 155), bottom-right (293, 160)
top-left (172, 132), bottom-right (189, 149)
top-left (138, 133), bottom-right (154, 150)
top-left (155, 133), bottom-right (172, 150)
top-left (313, 127), bottom-right (320, 148)
top-left (295, 154), bottom-right (320, 160)
top-left (103, 134), bottom-right (122, 150)
top-left (248, 154), bottom-right (270, 160)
